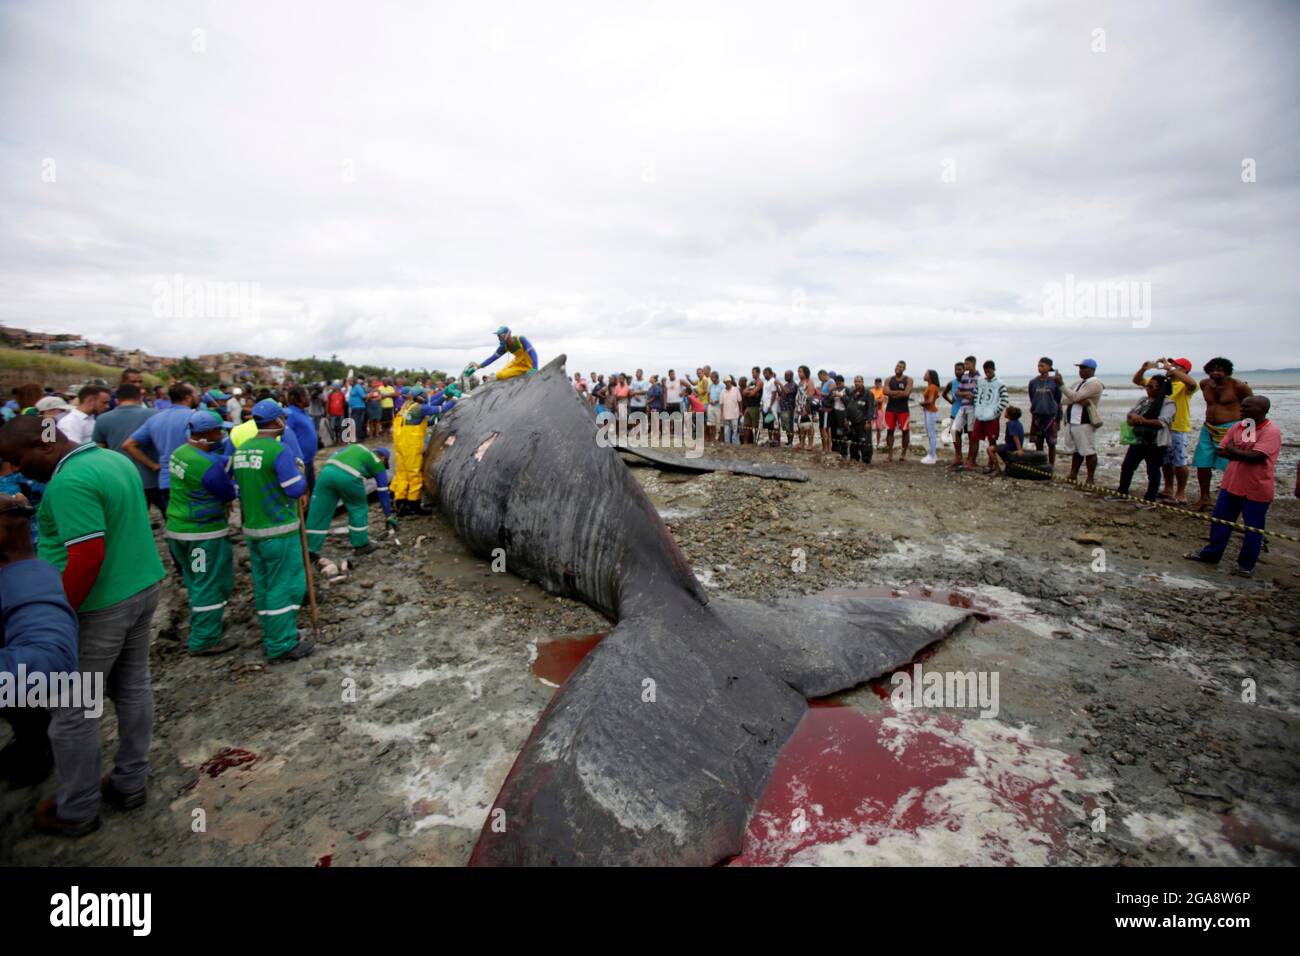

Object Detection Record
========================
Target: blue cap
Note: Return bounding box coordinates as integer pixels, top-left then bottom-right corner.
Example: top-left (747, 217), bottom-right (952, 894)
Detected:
top-left (251, 399), bottom-right (285, 423)
top-left (186, 410), bottom-right (232, 433)
top-left (207, 389), bottom-right (230, 401)
top-left (410, 385), bottom-right (425, 397)
top-left (1076, 358), bottom-right (1098, 370)
top-left (495, 325), bottom-right (510, 337)
top-left (373, 447), bottom-right (390, 464)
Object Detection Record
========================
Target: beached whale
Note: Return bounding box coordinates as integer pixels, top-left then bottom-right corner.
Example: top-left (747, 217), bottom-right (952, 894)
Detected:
top-left (422, 355), bottom-right (975, 865)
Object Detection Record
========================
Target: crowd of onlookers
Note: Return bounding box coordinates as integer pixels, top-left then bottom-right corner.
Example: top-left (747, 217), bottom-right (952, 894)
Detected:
top-left (571, 354), bottom-right (1292, 577)
top-left (573, 358), bottom-right (1044, 475)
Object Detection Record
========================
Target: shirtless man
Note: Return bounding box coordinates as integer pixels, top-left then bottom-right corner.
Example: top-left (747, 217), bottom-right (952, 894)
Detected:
top-left (1192, 357), bottom-right (1253, 512)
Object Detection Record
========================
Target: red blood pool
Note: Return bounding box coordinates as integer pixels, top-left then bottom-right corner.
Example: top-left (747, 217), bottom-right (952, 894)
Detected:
top-left (728, 703), bottom-right (1077, 867)
top-left (531, 634), bottom-right (605, 687)
top-left (199, 747), bottom-right (258, 778)
top-left (315, 855), bottom-right (333, 867)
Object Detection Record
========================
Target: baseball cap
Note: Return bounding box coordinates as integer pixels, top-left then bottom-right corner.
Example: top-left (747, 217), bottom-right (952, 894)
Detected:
top-left (251, 399), bottom-right (285, 424)
top-left (186, 410), bottom-right (232, 433)
top-left (1076, 359), bottom-right (1098, 370)
top-left (1171, 357), bottom-right (1192, 372)
top-left (207, 388), bottom-right (230, 401)
top-left (373, 447), bottom-right (390, 465)
top-left (494, 325), bottom-right (510, 337)
top-left (35, 396), bottom-right (72, 413)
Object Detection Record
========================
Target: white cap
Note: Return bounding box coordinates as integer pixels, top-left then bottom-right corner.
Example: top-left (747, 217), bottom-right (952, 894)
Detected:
top-left (35, 396), bottom-right (72, 413)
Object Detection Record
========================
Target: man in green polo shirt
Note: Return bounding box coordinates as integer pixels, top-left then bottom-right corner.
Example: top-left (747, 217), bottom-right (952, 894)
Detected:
top-left (305, 443), bottom-right (397, 561)
top-left (0, 414), bottom-right (165, 837)
top-left (167, 410), bottom-right (240, 656)
top-left (230, 400), bottom-right (314, 663)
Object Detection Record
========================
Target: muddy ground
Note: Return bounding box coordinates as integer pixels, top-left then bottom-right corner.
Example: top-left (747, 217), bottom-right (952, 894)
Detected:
top-left (3, 425), bottom-right (1298, 866)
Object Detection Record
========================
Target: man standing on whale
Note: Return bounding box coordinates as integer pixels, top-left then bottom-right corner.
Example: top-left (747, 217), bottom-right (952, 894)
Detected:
top-left (464, 326), bottom-right (538, 382)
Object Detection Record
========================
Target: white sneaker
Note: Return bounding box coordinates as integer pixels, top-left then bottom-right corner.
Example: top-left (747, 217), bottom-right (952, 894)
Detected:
top-left (920, 455), bottom-right (937, 465)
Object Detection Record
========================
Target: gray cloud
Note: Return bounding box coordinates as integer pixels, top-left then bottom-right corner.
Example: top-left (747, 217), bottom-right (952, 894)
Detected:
top-left (1, 0), bottom-right (1297, 380)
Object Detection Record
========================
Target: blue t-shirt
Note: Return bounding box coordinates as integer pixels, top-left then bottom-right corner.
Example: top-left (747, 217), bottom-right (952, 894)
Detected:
top-left (1005, 419), bottom-right (1025, 449)
top-left (129, 406), bottom-right (194, 489)
top-left (708, 383), bottom-right (724, 404)
top-left (630, 379), bottom-right (647, 408)
top-left (286, 405), bottom-right (318, 463)
top-left (948, 378), bottom-right (962, 418)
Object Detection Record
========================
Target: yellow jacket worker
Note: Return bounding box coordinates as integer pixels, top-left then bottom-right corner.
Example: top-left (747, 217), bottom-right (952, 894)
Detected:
top-left (465, 326), bottom-right (538, 381)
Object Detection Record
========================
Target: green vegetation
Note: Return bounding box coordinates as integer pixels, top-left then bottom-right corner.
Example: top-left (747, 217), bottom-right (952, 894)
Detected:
top-left (0, 347), bottom-right (162, 387)
top-left (286, 354), bottom-right (445, 383)
top-left (164, 356), bottom-right (218, 387)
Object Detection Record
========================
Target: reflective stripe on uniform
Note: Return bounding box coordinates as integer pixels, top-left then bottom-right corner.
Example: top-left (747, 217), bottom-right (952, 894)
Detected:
top-left (280, 475), bottom-right (304, 489)
top-left (326, 459), bottom-right (363, 479)
top-left (257, 604), bottom-right (301, 617)
top-left (347, 525), bottom-right (368, 532)
top-left (193, 601), bottom-right (228, 612)
top-left (244, 522), bottom-right (300, 538)
top-left (165, 528), bottom-right (230, 541)
top-left (63, 530), bottom-right (105, 546)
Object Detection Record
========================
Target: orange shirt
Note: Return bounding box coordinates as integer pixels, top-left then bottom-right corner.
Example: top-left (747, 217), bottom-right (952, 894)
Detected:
top-left (922, 383), bottom-right (939, 412)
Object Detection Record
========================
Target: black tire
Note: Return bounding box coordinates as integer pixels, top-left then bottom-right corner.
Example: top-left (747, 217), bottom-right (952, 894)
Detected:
top-left (1004, 449), bottom-right (1052, 481)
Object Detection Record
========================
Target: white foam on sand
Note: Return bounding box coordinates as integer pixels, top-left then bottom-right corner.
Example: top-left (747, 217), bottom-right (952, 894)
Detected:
top-left (1144, 571), bottom-right (1220, 591)
top-left (1121, 810), bottom-right (1246, 865)
top-left (403, 707), bottom-right (539, 833)
top-left (765, 712), bottom-right (1111, 867)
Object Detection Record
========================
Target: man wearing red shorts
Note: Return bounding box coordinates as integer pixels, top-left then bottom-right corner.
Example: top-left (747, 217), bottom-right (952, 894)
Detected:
top-left (970, 359), bottom-right (1009, 474)
top-left (883, 360), bottom-right (913, 463)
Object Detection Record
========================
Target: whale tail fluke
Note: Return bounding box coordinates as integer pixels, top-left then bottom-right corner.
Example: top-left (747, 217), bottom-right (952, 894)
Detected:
top-left (471, 594), bottom-right (976, 866)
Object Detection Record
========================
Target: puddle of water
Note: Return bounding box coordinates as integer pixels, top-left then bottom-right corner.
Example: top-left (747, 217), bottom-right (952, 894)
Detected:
top-left (729, 703), bottom-right (1104, 867)
top-left (531, 633), bottom-right (606, 688)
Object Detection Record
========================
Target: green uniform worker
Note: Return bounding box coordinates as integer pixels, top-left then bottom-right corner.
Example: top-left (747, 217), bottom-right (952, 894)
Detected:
top-left (166, 411), bottom-right (240, 656)
top-left (305, 444), bottom-right (396, 560)
top-left (230, 400), bottom-right (314, 662)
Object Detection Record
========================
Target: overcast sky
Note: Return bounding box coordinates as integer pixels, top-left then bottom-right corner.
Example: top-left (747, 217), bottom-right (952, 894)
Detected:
top-left (2, 0), bottom-right (1298, 379)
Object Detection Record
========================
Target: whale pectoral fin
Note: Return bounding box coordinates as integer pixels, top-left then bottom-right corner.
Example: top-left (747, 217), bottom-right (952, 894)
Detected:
top-left (719, 595), bottom-right (979, 699)
top-left (616, 443), bottom-right (809, 481)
